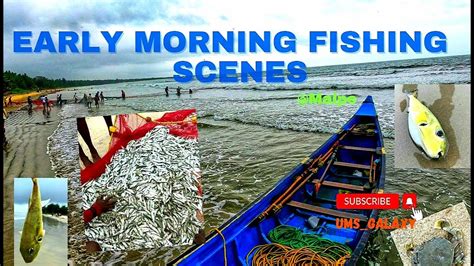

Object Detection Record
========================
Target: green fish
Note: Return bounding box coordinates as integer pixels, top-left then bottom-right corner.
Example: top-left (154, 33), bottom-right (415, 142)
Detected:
top-left (20, 178), bottom-right (45, 263)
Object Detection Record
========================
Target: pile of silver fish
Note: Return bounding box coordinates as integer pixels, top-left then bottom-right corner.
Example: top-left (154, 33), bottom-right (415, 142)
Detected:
top-left (82, 126), bottom-right (203, 250)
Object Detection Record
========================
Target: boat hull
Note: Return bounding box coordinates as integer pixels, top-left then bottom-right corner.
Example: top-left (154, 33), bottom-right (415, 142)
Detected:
top-left (172, 96), bottom-right (386, 266)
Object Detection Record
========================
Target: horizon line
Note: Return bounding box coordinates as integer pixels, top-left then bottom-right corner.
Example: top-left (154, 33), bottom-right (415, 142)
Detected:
top-left (4, 53), bottom-right (469, 81)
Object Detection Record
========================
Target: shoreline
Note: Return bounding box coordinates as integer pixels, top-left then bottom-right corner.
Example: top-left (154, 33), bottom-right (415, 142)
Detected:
top-left (4, 88), bottom-right (64, 113)
top-left (43, 214), bottom-right (68, 223)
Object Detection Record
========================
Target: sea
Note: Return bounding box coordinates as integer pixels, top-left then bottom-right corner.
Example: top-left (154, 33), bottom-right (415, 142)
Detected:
top-left (45, 55), bottom-right (470, 265)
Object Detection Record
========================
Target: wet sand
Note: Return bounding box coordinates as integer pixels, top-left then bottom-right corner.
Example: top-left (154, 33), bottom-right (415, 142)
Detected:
top-left (43, 214), bottom-right (68, 223)
top-left (3, 107), bottom-right (60, 178)
top-left (3, 106), bottom-right (61, 266)
top-left (394, 84), bottom-right (471, 168)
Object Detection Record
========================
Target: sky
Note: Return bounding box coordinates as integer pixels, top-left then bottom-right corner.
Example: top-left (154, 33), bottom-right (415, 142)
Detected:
top-left (14, 178), bottom-right (68, 205)
top-left (3, 0), bottom-right (471, 79)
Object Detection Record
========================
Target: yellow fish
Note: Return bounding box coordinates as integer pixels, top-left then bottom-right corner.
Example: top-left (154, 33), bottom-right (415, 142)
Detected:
top-left (407, 94), bottom-right (447, 159)
top-left (20, 178), bottom-right (45, 263)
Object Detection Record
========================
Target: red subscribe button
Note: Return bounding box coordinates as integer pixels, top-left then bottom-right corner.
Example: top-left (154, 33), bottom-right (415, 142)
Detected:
top-left (336, 193), bottom-right (399, 210)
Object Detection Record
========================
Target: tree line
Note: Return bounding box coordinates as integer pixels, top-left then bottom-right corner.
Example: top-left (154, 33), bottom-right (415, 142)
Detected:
top-left (42, 203), bottom-right (68, 216)
top-left (3, 71), bottom-right (163, 94)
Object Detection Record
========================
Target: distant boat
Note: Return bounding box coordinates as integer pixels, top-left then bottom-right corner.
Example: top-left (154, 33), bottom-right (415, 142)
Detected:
top-left (171, 96), bottom-right (386, 265)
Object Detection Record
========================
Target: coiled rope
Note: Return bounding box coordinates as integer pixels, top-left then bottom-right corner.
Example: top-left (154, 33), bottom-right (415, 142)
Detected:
top-left (247, 225), bottom-right (352, 265)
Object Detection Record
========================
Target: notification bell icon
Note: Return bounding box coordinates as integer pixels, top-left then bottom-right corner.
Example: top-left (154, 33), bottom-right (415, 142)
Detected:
top-left (402, 193), bottom-right (417, 209)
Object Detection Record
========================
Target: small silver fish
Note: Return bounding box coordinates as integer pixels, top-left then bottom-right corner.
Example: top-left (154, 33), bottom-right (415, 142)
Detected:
top-left (82, 126), bottom-right (203, 250)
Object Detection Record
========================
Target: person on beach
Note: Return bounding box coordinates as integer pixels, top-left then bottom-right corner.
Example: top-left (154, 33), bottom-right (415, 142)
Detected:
top-left (43, 96), bottom-right (51, 117)
top-left (83, 93), bottom-right (88, 106)
top-left (73, 93), bottom-right (78, 103)
top-left (87, 94), bottom-right (93, 108)
top-left (42, 99), bottom-right (47, 116)
top-left (165, 86), bottom-right (169, 97)
top-left (40, 96), bottom-right (45, 108)
top-left (46, 96), bottom-right (51, 112)
top-left (94, 92), bottom-right (100, 108)
top-left (27, 96), bottom-right (33, 114)
top-left (177, 87), bottom-right (181, 96)
top-left (189, 88), bottom-right (193, 94)
top-left (100, 91), bottom-right (104, 103)
top-left (121, 90), bottom-right (126, 100)
top-left (27, 96), bottom-right (33, 108)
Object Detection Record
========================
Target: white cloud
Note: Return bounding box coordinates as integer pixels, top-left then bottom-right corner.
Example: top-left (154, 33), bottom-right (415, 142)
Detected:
top-left (3, 0), bottom-right (470, 79)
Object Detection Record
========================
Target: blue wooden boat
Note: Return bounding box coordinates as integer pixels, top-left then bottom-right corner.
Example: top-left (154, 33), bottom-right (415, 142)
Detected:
top-left (172, 96), bottom-right (385, 266)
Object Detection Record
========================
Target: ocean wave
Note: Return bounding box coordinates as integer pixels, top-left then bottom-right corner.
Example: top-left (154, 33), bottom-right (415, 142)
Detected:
top-left (104, 93), bottom-right (395, 139)
top-left (222, 93), bottom-right (363, 102)
top-left (186, 85), bottom-right (395, 91)
top-left (197, 122), bottom-right (229, 129)
top-left (123, 84), bottom-right (395, 92)
top-left (208, 115), bottom-right (395, 139)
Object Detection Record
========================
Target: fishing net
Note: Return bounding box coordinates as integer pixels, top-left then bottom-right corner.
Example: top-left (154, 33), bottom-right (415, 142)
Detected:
top-left (31, 99), bottom-right (54, 107)
top-left (80, 109), bottom-right (198, 184)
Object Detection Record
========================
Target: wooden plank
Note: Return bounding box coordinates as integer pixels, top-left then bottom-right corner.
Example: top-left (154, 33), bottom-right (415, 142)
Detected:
top-left (333, 161), bottom-right (371, 170)
top-left (313, 180), bottom-right (365, 191)
top-left (339, 145), bottom-right (376, 152)
top-left (287, 201), bottom-right (368, 222)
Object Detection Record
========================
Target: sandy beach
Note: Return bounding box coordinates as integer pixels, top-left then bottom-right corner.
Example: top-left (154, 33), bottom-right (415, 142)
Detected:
top-left (394, 84), bottom-right (471, 168)
top-left (43, 214), bottom-right (68, 223)
top-left (3, 107), bottom-right (59, 178)
top-left (3, 89), bottom-right (63, 266)
top-left (391, 201), bottom-right (471, 266)
top-left (3, 88), bottom-right (66, 177)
